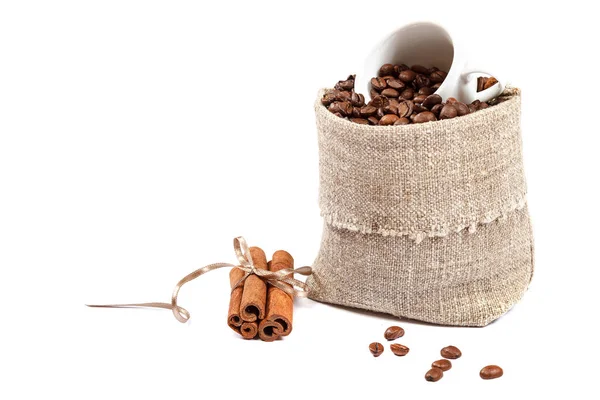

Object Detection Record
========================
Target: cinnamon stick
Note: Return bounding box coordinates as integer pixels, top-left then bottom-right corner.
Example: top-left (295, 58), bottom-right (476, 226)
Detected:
top-left (240, 322), bottom-right (258, 339)
top-left (227, 267), bottom-right (245, 333)
top-left (259, 250), bottom-right (294, 339)
top-left (240, 247), bottom-right (268, 322)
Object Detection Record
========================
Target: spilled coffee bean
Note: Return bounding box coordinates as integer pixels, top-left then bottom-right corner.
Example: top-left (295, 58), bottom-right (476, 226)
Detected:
top-left (441, 345), bottom-right (462, 359)
top-left (322, 64), bottom-right (500, 125)
top-left (432, 359), bottom-right (452, 371)
top-left (480, 365), bottom-right (503, 380)
top-left (369, 342), bottom-right (384, 357)
top-left (390, 344), bottom-right (410, 356)
top-left (425, 367), bottom-right (444, 382)
top-left (384, 326), bottom-right (405, 340)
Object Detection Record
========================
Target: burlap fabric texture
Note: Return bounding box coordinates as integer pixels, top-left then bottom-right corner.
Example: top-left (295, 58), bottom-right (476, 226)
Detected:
top-left (307, 88), bottom-right (534, 326)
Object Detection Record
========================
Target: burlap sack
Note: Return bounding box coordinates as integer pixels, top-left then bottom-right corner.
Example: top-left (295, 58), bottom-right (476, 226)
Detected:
top-left (307, 88), bottom-right (534, 326)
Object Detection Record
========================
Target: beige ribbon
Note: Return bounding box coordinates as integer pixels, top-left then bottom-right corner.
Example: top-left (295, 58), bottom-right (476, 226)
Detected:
top-left (86, 236), bottom-right (313, 323)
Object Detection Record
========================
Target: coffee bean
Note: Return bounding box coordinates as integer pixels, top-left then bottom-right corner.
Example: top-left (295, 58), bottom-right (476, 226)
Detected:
top-left (454, 101), bottom-right (469, 116)
top-left (351, 107), bottom-right (361, 118)
top-left (468, 104), bottom-right (477, 113)
top-left (379, 114), bottom-right (399, 125)
top-left (388, 98), bottom-right (400, 107)
top-left (376, 107), bottom-right (385, 118)
top-left (370, 89), bottom-right (379, 99)
top-left (415, 74), bottom-right (431, 88)
top-left (413, 103), bottom-right (428, 114)
top-left (446, 97), bottom-right (458, 104)
top-left (328, 102), bottom-right (341, 114)
top-left (425, 368), bottom-right (444, 382)
top-left (399, 70), bottom-right (416, 83)
top-left (350, 117), bottom-right (369, 124)
top-left (428, 66), bottom-right (439, 74)
top-left (383, 104), bottom-right (398, 115)
top-left (400, 88), bottom-right (414, 100)
top-left (390, 344), bottom-right (410, 356)
top-left (422, 94), bottom-right (443, 109)
top-left (350, 92), bottom-right (364, 107)
top-left (367, 116), bottom-right (379, 125)
top-left (471, 99), bottom-right (481, 108)
top-left (333, 112), bottom-right (343, 118)
top-left (380, 75), bottom-right (394, 81)
top-left (336, 90), bottom-right (351, 101)
top-left (397, 101), bottom-right (414, 118)
top-left (479, 102), bottom-right (489, 110)
top-left (360, 105), bottom-right (377, 117)
top-left (384, 326), bottom-right (405, 340)
top-left (335, 75), bottom-right (355, 91)
top-left (321, 92), bottom-right (336, 106)
top-left (387, 78), bottom-right (405, 90)
top-left (430, 70), bottom-right (447, 83)
top-left (369, 95), bottom-right (389, 108)
top-left (369, 342), bottom-right (384, 357)
top-left (440, 104), bottom-right (458, 120)
top-left (441, 345), bottom-right (462, 359)
top-left (480, 365), bottom-right (503, 380)
top-left (483, 77), bottom-right (498, 90)
top-left (394, 64), bottom-right (409, 74)
top-left (418, 87), bottom-right (434, 96)
top-left (431, 83), bottom-right (441, 90)
top-left (477, 76), bottom-right (487, 92)
top-left (411, 65), bottom-right (429, 74)
top-left (337, 101), bottom-right (353, 116)
top-left (394, 117), bottom-right (410, 125)
top-left (371, 77), bottom-right (387, 91)
top-left (413, 111), bottom-right (437, 123)
top-left (432, 359), bottom-right (452, 371)
top-left (430, 103), bottom-right (444, 117)
top-left (413, 94), bottom-right (428, 104)
top-left (379, 63), bottom-right (395, 77)
top-left (381, 88), bottom-right (400, 98)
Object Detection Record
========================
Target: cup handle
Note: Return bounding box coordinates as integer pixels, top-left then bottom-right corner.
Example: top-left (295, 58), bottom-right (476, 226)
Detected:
top-left (460, 68), bottom-right (505, 103)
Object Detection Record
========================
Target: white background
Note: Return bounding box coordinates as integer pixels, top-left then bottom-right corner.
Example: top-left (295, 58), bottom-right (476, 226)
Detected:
top-left (1, 1), bottom-right (599, 399)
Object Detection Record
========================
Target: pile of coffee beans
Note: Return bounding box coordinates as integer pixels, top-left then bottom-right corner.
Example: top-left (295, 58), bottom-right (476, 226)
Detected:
top-left (322, 63), bottom-right (503, 126)
top-left (369, 326), bottom-right (503, 381)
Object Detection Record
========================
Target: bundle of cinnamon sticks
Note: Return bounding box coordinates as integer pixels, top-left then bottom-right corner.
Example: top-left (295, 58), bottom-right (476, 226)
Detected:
top-left (227, 247), bottom-right (295, 341)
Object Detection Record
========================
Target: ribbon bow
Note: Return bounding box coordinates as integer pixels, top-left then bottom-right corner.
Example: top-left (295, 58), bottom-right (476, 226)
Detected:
top-left (87, 237), bottom-right (312, 323)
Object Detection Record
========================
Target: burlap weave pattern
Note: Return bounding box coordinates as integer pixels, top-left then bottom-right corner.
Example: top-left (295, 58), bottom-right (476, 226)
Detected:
top-left (307, 88), bottom-right (534, 326)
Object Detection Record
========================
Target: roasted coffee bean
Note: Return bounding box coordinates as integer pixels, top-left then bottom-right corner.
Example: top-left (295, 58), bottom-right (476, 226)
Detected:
top-left (381, 88), bottom-right (400, 98)
top-left (371, 77), bottom-right (387, 91)
top-left (428, 66), bottom-right (439, 75)
top-left (388, 98), bottom-right (400, 107)
top-left (383, 104), bottom-right (398, 115)
top-left (425, 368), bottom-right (444, 382)
top-left (369, 342), bottom-right (384, 357)
top-left (471, 99), bottom-right (481, 108)
top-left (387, 78), bottom-right (405, 90)
top-left (411, 64), bottom-right (429, 74)
top-left (400, 88), bottom-right (414, 100)
top-left (390, 344), bottom-right (409, 356)
top-left (431, 83), bottom-right (441, 90)
top-left (454, 101), bottom-right (469, 116)
top-left (479, 102), bottom-right (489, 110)
top-left (413, 94), bottom-right (428, 104)
top-left (415, 74), bottom-right (431, 88)
top-left (413, 103), bottom-right (428, 114)
top-left (440, 104), bottom-right (458, 120)
top-left (334, 75), bottom-right (355, 91)
top-left (441, 345), bottom-right (462, 359)
top-left (394, 117), bottom-right (411, 125)
top-left (399, 69), bottom-right (417, 83)
top-left (351, 107), bottom-right (361, 118)
top-left (418, 86), bottom-right (435, 96)
top-left (360, 105), bottom-right (377, 117)
top-left (350, 92), bottom-right (364, 107)
top-left (483, 77), bottom-right (498, 90)
top-left (384, 326), bottom-right (405, 340)
top-left (480, 365), bottom-right (503, 380)
top-left (337, 101), bottom-right (353, 116)
top-left (432, 359), bottom-right (452, 371)
top-left (468, 103), bottom-right (477, 113)
top-left (413, 111), bottom-right (437, 123)
top-left (377, 107), bottom-right (385, 118)
top-left (422, 94), bottom-right (443, 109)
top-left (397, 101), bottom-right (414, 118)
top-left (370, 89), bottom-right (380, 99)
top-left (379, 114), bottom-right (399, 125)
top-left (321, 92), bottom-right (336, 106)
top-left (379, 63), bottom-right (395, 77)
top-left (350, 117), bottom-right (369, 124)
top-left (446, 97), bottom-right (458, 104)
top-left (369, 95), bottom-right (389, 108)
top-left (333, 112), bottom-right (343, 118)
top-left (328, 102), bottom-right (342, 114)
top-left (477, 76), bottom-right (487, 92)
top-left (368, 116), bottom-right (379, 125)
top-left (430, 103), bottom-right (444, 117)
top-left (336, 90), bottom-right (351, 101)
top-left (430, 70), bottom-right (447, 83)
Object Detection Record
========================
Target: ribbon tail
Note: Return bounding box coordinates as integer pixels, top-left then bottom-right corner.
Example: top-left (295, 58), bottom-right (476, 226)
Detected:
top-left (86, 302), bottom-right (191, 323)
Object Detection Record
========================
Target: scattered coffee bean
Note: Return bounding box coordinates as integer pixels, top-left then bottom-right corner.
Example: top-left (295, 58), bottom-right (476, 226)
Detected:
top-left (432, 359), bottom-right (452, 371)
top-left (322, 65), bottom-right (500, 126)
top-left (480, 365), bottom-right (503, 380)
top-left (439, 104), bottom-right (458, 120)
top-left (384, 326), bottom-right (405, 340)
top-left (390, 344), bottom-right (410, 356)
top-left (369, 342), bottom-right (384, 357)
top-left (441, 345), bottom-right (462, 359)
top-left (379, 114), bottom-right (399, 125)
top-left (413, 111), bottom-right (437, 123)
top-left (425, 367), bottom-right (444, 382)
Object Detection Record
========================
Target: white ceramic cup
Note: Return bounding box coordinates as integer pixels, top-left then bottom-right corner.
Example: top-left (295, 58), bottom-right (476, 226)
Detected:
top-left (356, 21), bottom-right (504, 104)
